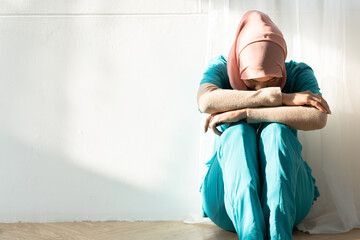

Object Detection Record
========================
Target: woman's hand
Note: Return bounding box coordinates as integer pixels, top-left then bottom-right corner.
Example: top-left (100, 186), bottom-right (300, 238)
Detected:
top-left (282, 91), bottom-right (331, 114)
top-left (204, 109), bottom-right (247, 136)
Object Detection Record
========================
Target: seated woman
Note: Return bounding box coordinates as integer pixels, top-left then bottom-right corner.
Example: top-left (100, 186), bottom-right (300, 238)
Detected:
top-left (197, 10), bottom-right (331, 240)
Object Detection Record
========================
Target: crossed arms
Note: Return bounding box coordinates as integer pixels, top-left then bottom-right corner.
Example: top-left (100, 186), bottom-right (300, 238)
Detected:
top-left (197, 83), bottom-right (331, 135)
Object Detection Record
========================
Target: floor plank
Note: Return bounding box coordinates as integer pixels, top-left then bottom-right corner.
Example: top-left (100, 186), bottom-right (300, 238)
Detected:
top-left (0, 221), bottom-right (359, 240)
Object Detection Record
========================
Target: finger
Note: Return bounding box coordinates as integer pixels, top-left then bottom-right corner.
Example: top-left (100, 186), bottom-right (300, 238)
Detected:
top-left (310, 99), bottom-right (327, 113)
top-left (310, 96), bottom-right (326, 112)
top-left (213, 125), bottom-right (223, 136)
top-left (321, 98), bottom-right (331, 114)
top-left (210, 121), bottom-right (222, 136)
top-left (204, 117), bottom-right (209, 133)
top-left (307, 97), bottom-right (324, 112)
top-left (204, 115), bottom-right (212, 133)
top-left (313, 95), bottom-right (330, 111)
top-left (312, 96), bottom-right (331, 114)
top-left (320, 99), bottom-right (331, 114)
top-left (209, 118), bottom-right (223, 136)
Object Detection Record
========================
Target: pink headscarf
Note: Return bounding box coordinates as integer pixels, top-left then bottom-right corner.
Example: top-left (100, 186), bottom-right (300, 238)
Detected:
top-left (227, 10), bottom-right (288, 90)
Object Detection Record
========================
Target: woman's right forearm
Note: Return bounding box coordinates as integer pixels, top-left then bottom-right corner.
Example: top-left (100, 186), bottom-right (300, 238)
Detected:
top-left (197, 83), bottom-right (283, 114)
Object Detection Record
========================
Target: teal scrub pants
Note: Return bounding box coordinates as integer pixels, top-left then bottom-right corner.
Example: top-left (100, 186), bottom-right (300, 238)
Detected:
top-left (200, 121), bottom-right (318, 240)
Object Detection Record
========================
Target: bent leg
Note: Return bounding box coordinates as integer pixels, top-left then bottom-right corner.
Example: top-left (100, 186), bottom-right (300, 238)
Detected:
top-left (201, 153), bottom-right (236, 232)
top-left (218, 121), bottom-right (266, 239)
top-left (293, 161), bottom-right (317, 227)
top-left (259, 123), bottom-right (314, 240)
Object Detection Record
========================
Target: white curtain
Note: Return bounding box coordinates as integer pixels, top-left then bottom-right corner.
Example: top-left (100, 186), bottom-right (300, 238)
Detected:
top-left (199, 0), bottom-right (360, 234)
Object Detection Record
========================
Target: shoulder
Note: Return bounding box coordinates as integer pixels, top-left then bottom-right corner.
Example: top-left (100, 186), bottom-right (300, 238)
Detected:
top-left (205, 55), bottom-right (228, 78)
top-left (206, 55), bottom-right (228, 68)
top-left (285, 60), bottom-right (315, 76)
top-left (200, 55), bottom-right (231, 89)
top-left (284, 60), bottom-right (321, 95)
top-left (204, 55), bottom-right (228, 79)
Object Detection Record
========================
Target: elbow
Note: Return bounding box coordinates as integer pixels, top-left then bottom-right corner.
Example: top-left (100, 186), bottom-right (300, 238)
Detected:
top-left (198, 103), bottom-right (207, 114)
top-left (197, 88), bottom-right (207, 114)
top-left (197, 94), bottom-right (216, 114)
top-left (312, 111), bottom-right (328, 130)
top-left (301, 109), bottom-right (328, 131)
top-left (197, 94), bottom-right (207, 113)
top-left (198, 100), bottom-right (215, 114)
top-left (197, 83), bottom-right (224, 114)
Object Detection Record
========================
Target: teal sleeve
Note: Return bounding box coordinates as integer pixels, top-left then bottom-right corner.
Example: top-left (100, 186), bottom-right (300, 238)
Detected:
top-left (197, 56), bottom-right (230, 114)
top-left (199, 55), bottom-right (230, 89)
top-left (293, 62), bottom-right (322, 96)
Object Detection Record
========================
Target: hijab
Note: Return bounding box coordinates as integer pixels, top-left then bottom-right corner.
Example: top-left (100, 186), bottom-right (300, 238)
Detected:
top-left (227, 10), bottom-right (288, 90)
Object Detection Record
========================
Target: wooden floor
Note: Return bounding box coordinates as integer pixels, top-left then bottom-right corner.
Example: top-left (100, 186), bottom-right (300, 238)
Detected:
top-left (0, 221), bottom-right (359, 240)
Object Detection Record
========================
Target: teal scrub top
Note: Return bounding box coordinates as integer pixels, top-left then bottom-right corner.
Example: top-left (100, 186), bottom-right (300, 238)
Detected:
top-left (198, 55), bottom-right (322, 113)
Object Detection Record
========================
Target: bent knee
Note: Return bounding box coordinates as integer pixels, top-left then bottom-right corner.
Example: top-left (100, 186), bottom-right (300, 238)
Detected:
top-left (260, 122), bottom-right (302, 153)
top-left (220, 121), bottom-right (256, 142)
top-left (262, 122), bottom-right (288, 132)
top-left (260, 122), bottom-right (296, 139)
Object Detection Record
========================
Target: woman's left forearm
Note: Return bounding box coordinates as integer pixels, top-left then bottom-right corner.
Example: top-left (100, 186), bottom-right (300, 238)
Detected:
top-left (246, 106), bottom-right (328, 130)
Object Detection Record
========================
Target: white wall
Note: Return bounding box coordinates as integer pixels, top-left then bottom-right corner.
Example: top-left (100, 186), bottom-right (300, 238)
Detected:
top-left (0, 0), bottom-right (209, 222)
